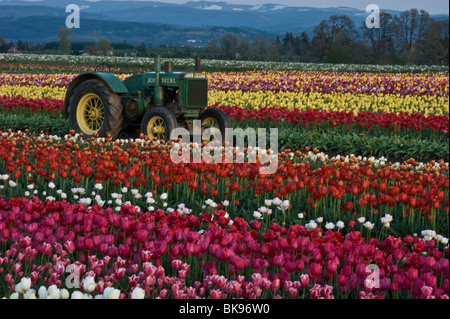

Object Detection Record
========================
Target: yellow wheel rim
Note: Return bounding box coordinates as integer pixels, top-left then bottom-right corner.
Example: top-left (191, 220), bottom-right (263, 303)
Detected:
top-left (76, 93), bottom-right (105, 135)
top-left (201, 117), bottom-right (221, 142)
top-left (147, 116), bottom-right (166, 140)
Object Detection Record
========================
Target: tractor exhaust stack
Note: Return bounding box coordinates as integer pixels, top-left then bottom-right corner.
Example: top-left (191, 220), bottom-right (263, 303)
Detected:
top-left (195, 56), bottom-right (201, 73)
top-left (153, 55), bottom-right (164, 107)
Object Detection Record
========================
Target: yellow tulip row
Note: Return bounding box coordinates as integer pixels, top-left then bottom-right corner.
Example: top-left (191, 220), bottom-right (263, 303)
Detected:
top-left (209, 90), bottom-right (449, 116)
top-left (0, 85), bottom-right (67, 101)
top-left (1, 84), bottom-right (448, 116)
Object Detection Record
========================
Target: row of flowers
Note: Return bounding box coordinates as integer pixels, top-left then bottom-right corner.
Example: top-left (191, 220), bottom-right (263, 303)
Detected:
top-left (0, 197), bottom-right (448, 299)
top-left (0, 96), bottom-right (63, 114)
top-left (208, 71), bottom-right (449, 97)
top-left (0, 131), bottom-right (448, 238)
top-left (208, 90), bottom-right (449, 116)
top-left (1, 72), bottom-right (448, 97)
top-left (1, 94), bottom-right (447, 137)
top-left (214, 105), bottom-right (449, 135)
top-left (1, 53), bottom-right (449, 73)
top-left (1, 86), bottom-right (448, 116)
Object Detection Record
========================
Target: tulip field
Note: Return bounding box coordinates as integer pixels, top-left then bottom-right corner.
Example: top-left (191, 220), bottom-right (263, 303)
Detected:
top-left (0, 54), bottom-right (449, 300)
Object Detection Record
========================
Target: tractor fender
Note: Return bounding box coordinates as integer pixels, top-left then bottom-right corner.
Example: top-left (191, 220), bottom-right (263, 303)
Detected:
top-left (63, 72), bottom-right (129, 118)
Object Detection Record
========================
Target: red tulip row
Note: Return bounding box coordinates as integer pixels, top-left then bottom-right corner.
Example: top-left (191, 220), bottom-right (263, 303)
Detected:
top-left (0, 96), bottom-right (63, 114)
top-left (1, 94), bottom-right (448, 136)
top-left (0, 131), bottom-right (448, 236)
top-left (0, 197), bottom-right (448, 299)
top-left (213, 105), bottom-right (450, 135)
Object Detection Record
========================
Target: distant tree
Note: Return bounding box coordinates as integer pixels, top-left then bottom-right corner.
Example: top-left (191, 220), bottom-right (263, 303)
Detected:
top-left (312, 15), bottom-right (357, 61)
top-left (136, 42), bottom-right (147, 57)
top-left (296, 32), bottom-right (311, 61)
top-left (392, 9), bottom-right (431, 65)
top-left (0, 36), bottom-right (7, 53)
top-left (220, 34), bottom-right (239, 59)
top-left (98, 39), bottom-right (111, 56)
top-left (282, 32), bottom-right (295, 56)
top-left (83, 44), bottom-right (98, 55)
top-left (322, 45), bottom-right (352, 64)
top-left (268, 37), bottom-right (284, 61)
top-left (250, 38), bottom-right (268, 61)
top-left (57, 26), bottom-right (73, 54)
top-left (238, 38), bottom-right (251, 60)
top-left (206, 39), bottom-right (219, 59)
top-left (417, 19), bottom-right (449, 65)
top-left (16, 40), bottom-right (25, 51)
top-left (362, 12), bottom-right (394, 63)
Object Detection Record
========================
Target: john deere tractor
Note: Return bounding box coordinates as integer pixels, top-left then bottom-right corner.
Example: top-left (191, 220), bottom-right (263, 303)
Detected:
top-left (63, 56), bottom-right (230, 142)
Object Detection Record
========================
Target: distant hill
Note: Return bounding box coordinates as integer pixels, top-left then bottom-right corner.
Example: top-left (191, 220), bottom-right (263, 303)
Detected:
top-left (0, 12), bottom-right (275, 46)
top-left (0, 0), bottom-right (448, 45)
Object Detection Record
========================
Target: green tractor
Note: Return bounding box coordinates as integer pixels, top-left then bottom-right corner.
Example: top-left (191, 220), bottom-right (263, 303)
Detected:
top-left (63, 56), bottom-right (230, 142)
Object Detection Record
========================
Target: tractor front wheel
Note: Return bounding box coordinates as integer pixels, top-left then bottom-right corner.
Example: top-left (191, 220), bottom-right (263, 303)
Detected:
top-left (199, 108), bottom-right (231, 145)
top-left (68, 79), bottom-right (123, 139)
top-left (141, 107), bottom-right (177, 142)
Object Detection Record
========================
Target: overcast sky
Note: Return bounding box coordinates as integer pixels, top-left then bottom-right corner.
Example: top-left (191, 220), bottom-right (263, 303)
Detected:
top-left (151, 0), bottom-right (449, 14)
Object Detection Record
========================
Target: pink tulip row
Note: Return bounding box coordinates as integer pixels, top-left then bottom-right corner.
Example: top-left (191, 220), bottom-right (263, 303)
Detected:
top-left (208, 71), bottom-right (449, 97)
top-left (1, 71), bottom-right (448, 97)
top-left (0, 197), bottom-right (448, 299)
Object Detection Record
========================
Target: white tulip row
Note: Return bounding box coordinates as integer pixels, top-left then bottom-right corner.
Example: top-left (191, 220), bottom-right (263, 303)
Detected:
top-left (1, 54), bottom-right (448, 73)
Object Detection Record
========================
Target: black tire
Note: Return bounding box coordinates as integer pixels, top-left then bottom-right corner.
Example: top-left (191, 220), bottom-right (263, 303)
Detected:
top-left (68, 79), bottom-right (123, 139)
top-left (141, 107), bottom-right (178, 142)
top-left (199, 108), bottom-right (231, 145)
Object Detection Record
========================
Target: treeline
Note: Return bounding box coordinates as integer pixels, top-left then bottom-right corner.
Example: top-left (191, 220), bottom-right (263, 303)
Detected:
top-left (206, 10), bottom-right (449, 66)
top-left (1, 8), bottom-right (448, 66)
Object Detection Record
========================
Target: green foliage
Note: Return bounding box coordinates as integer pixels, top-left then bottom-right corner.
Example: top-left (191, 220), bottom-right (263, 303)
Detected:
top-left (0, 112), bottom-right (69, 136)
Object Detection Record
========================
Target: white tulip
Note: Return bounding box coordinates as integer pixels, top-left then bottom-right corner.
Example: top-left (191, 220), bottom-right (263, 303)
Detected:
top-left (82, 276), bottom-right (96, 293)
top-left (336, 221), bottom-right (345, 229)
top-left (15, 282), bottom-right (25, 295)
top-left (94, 294), bottom-right (104, 299)
top-left (253, 211), bottom-right (263, 220)
top-left (19, 277), bottom-right (31, 293)
top-left (272, 197), bottom-right (282, 206)
top-left (131, 287), bottom-right (146, 299)
top-left (358, 217), bottom-right (366, 224)
top-left (38, 286), bottom-right (47, 299)
top-left (60, 289), bottom-right (70, 299)
top-left (47, 285), bottom-right (60, 299)
top-left (10, 293), bottom-right (19, 299)
top-left (264, 199), bottom-right (273, 206)
top-left (325, 222), bottom-right (335, 230)
top-left (24, 289), bottom-right (37, 299)
top-left (71, 291), bottom-right (84, 299)
top-left (363, 222), bottom-right (374, 230)
top-left (104, 288), bottom-right (121, 299)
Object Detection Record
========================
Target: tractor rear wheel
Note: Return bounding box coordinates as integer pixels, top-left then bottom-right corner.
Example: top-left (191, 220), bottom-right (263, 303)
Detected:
top-left (141, 107), bottom-right (177, 142)
top-left (68, 79), bottom-right (123, 139)
top-left (199, 108), bottom-right (231, 145)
